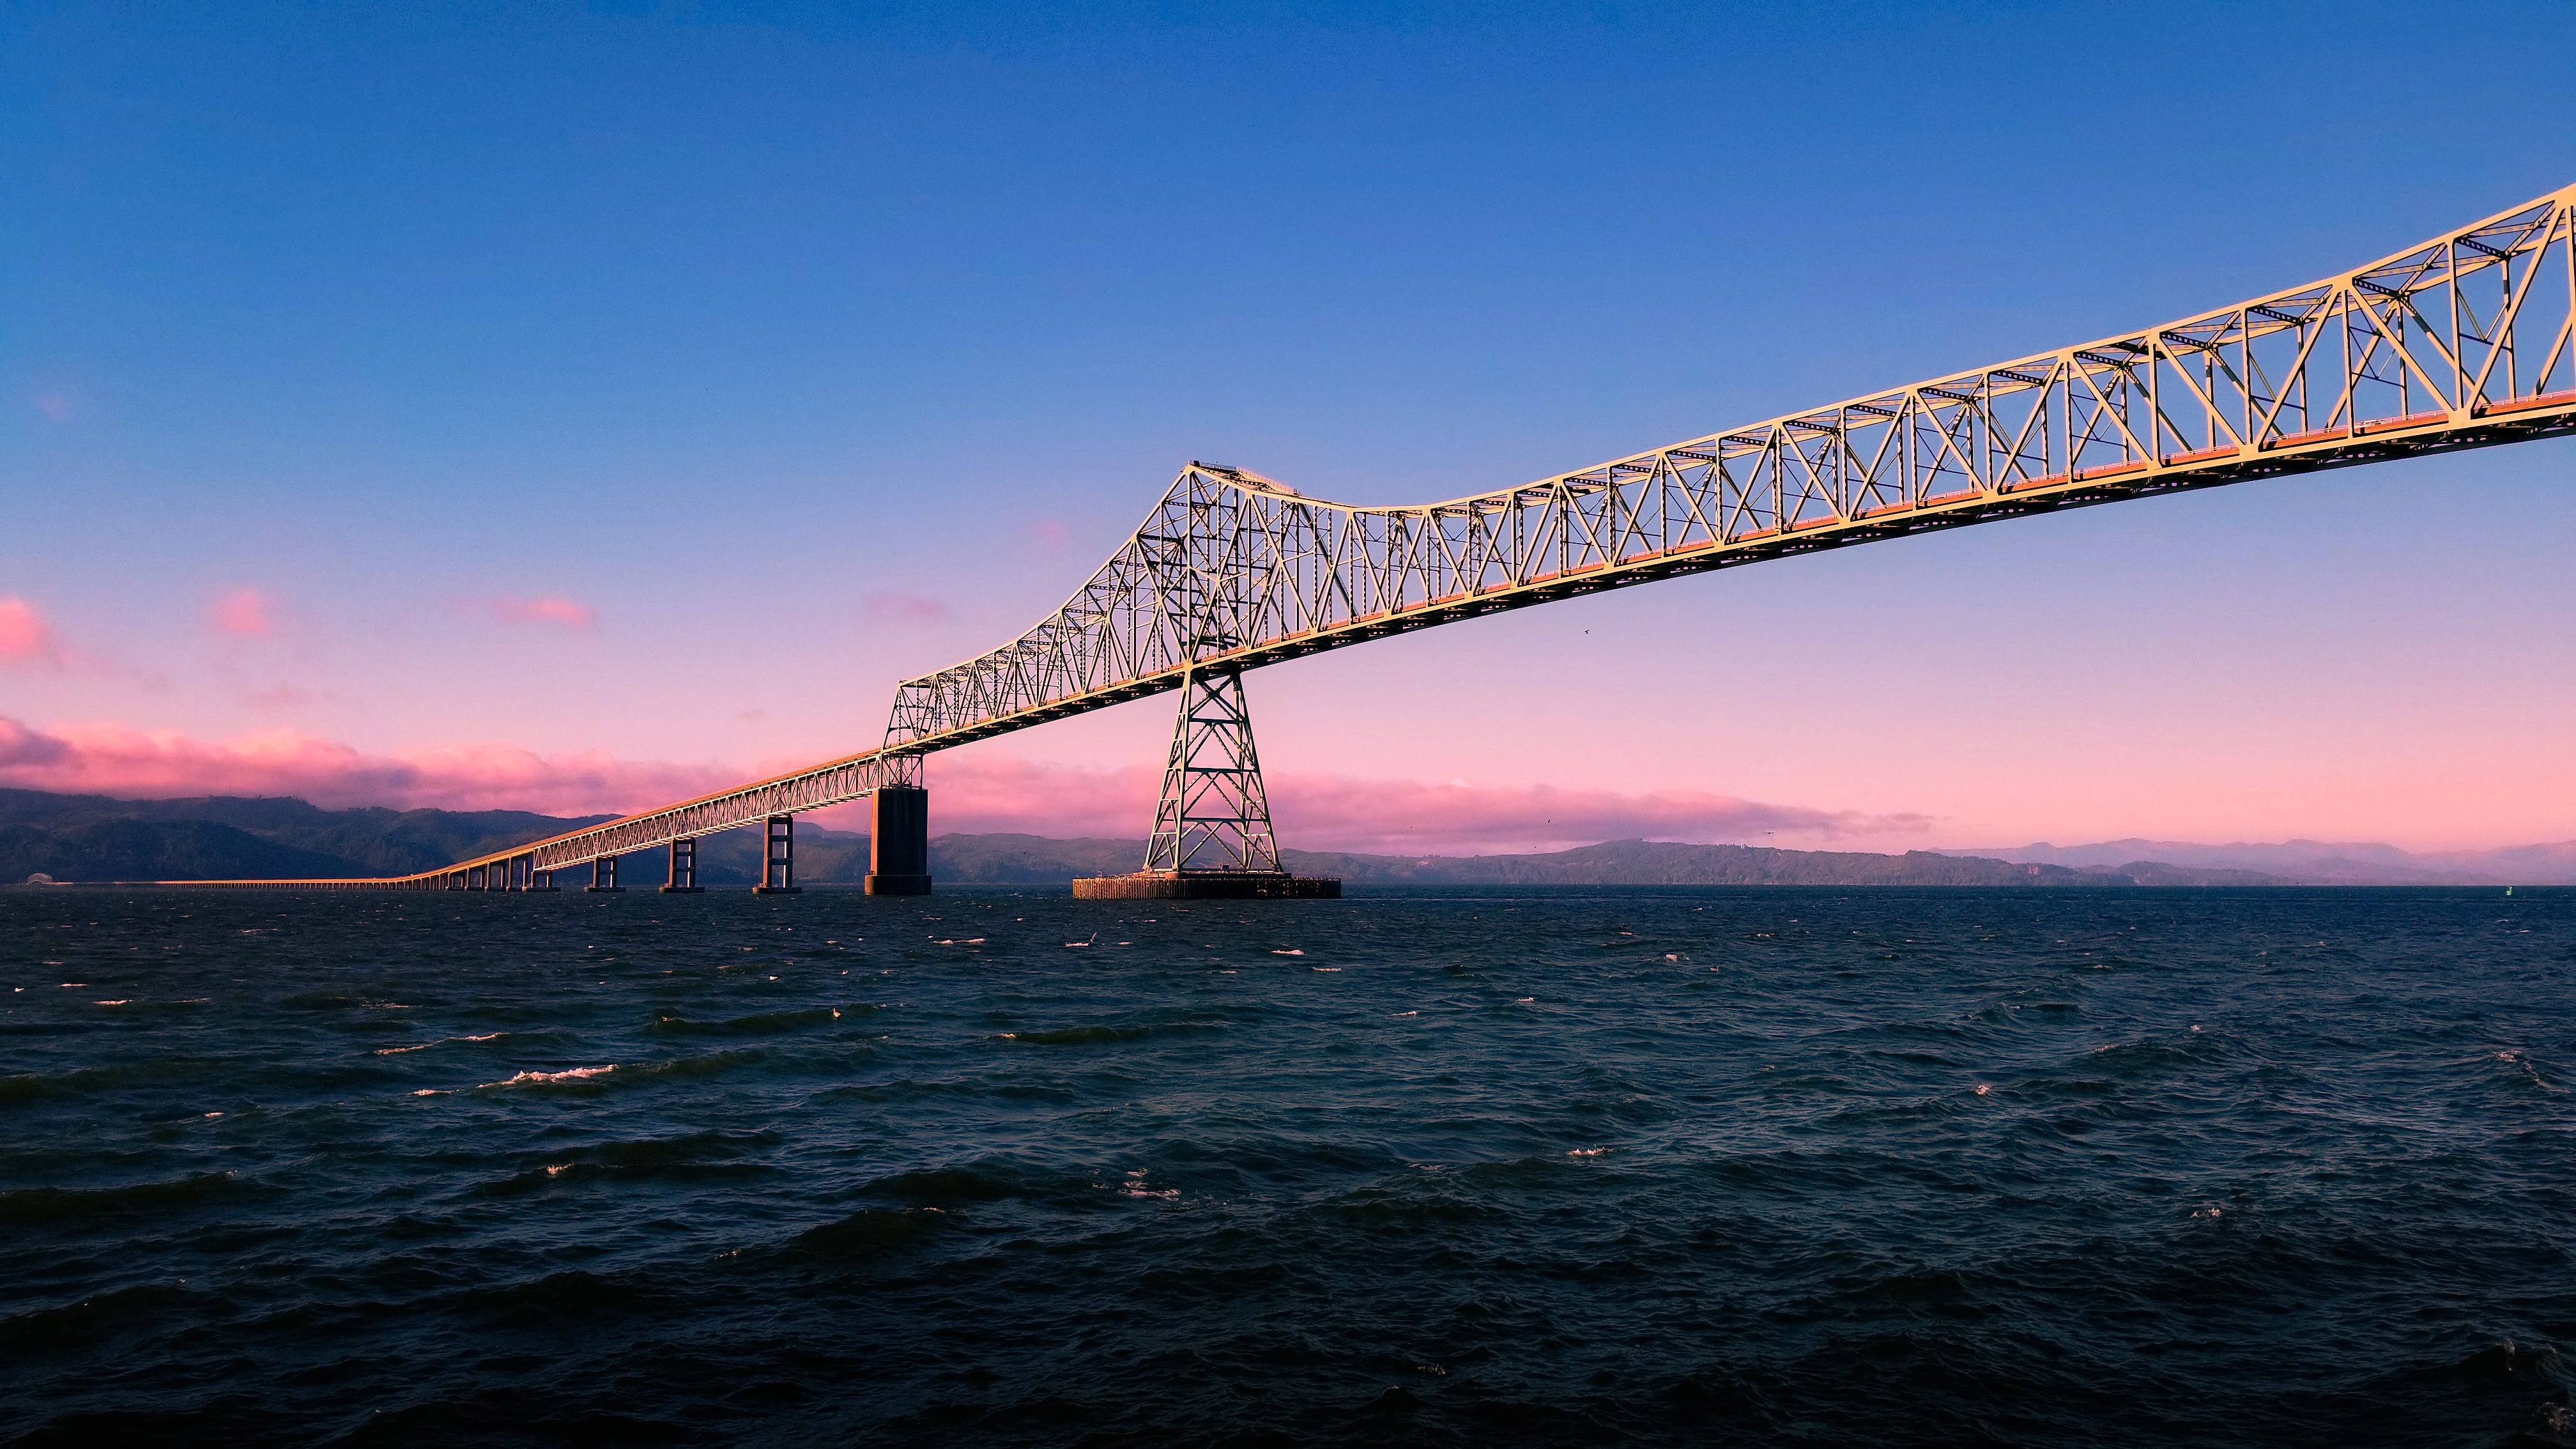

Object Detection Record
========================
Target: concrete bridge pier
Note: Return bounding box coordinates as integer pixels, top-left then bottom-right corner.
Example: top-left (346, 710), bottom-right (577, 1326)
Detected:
top-left (586, 856), bottom-right (624, 893)
top-left (661, 837), bottom-right (703, 894)
top-left (753, 815), bottom-right (801, 894)
top-left (864, 786), bottom-right (931, 895)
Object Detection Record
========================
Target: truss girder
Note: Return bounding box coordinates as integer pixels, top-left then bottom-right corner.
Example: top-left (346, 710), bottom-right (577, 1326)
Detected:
top-left (881, 183), bottom-right (2576, 761)
top-left (201, 183), bottom-right (2576, 889)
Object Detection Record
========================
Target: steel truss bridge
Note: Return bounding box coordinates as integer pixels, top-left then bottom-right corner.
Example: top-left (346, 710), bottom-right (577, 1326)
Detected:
top-left (222, 181), bottom-right (2576, 891)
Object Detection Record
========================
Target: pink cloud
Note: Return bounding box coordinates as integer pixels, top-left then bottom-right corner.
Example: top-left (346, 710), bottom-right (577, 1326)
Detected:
top-left (211, 588), bottom-right (277, 637)
top-left (32, 390), bottom-right (75, 421)
top-left (861, 591), bottom-right (951, 624)
top-left (0, 715), bottom-right (732, 814)
top-left (0, 597), bottom-right (63, 668)
top-left (489, 596), bottom-right (597, 630)
top-left (1266, 775), bottom-right (1930, 853)
top-left (875, 755), bottom-right (1929, 853)
top-left (0, 716), bottom-right (1927, 852)
top-left (238, 682), bottom-right (325, 709)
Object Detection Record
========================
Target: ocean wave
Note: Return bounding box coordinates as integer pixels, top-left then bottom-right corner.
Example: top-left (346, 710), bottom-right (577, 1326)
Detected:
top-left (2085, 1036), bottom-right (2221, 1073)
top-left (277, 990), bottom-right (367, 1009)
top-left (645, 1004), bottom-right (866, 1036)
top-left (440, 1269), bottom-right (666, 1330)
top-left (477, 1065), bottom-right (619, 1091)
top-left (0, 1282), bottom-right (200, 1356)
top-left (811, 1076), bottom-right (1073, 1107)
top-left (0, 1057), bottom-right (224, 1105)
top-left (0, 1170), bottom-right (261, 1225)
top-left (1305, 1184), bottom-right (1501, 1225)
top-left (995, 1025), bottom-right (1153, 1045)
top-left (473, 1051), bottom-right (778, 1094)
top-left (778, 1207), bottom-right (948, 1262)
top-left (993, 1019), bottom-right (1227, 1046)
top-left (855, 1159), bottom-right (1108, 1211)
top-left (476, 1130), bottom-right (785, 1193)
top-left (372, 1031), bottom-right (536, 1055)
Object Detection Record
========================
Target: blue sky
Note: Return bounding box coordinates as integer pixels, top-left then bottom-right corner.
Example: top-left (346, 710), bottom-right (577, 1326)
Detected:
top-left (4, 1), bottom-right (2575, 849)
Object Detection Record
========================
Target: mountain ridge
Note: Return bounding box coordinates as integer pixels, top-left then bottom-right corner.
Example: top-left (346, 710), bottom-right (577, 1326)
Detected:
top-left (0, 788), bottom-right (2322, 888)
top-left (1940, 836), bottom-right (2576, 885)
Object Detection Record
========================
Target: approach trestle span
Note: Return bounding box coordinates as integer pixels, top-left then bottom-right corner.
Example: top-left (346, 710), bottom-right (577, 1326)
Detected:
top-left (200, 180), bottom-right (2576, 890)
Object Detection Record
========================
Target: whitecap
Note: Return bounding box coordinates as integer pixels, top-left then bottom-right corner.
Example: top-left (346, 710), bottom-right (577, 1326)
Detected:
top-left (479, 1066), bottom-right (617, 1089)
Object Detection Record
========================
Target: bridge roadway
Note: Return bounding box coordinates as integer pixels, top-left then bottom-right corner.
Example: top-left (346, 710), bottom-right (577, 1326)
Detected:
top-left (195, 181), bottom-right (2576, 890)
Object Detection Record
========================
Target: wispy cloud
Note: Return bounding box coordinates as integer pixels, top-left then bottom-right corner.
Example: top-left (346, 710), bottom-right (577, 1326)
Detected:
top-left (862, 755), bottom-right (1929, 852)
top-left (31, 390), bottom-right (75, 422)
top-left (861, 591), bottom-right (951, 624)
top-left (0, 717), bottom-right (1930, 850)
top-left (237, 682), bottom-right (327, 709)
top-left (488, 596), bottom-right (597, 630)
top-left (211, 588), bottom-right (278, 637)
top-left (0, 716), bottom-right (731, 814)
top-left (0, 597), bottom-right (64, 669)
top-left (1267, 774), bottom-right (1932, 853)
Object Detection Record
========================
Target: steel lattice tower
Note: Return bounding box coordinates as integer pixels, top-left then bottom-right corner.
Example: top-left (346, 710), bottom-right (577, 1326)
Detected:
top-left (1144, 666), bottom-right (1281, 874)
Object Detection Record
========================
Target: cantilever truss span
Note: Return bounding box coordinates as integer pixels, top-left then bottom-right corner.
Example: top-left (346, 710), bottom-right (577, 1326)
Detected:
top-left (219, 181), bottom-right (2576, 888)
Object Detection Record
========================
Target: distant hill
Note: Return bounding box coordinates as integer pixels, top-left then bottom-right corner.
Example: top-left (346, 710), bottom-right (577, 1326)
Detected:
top-left (1942, 837), bottom-right (2576, 886)
top-left (1281, 840), bottom-right (2131, 886)
top-left (926, 835), bottom-right (2278, 886)
top-left (0, 788), bottom-right (622, 882)
top-left (0, 788), bottom-right (832, 884)
top-left (1, 788), bottom-right (2303, 887)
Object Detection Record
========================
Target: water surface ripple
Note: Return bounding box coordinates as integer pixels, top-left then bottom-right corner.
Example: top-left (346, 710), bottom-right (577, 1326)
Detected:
top-left (4, 886), bottom-right (2573, 1446)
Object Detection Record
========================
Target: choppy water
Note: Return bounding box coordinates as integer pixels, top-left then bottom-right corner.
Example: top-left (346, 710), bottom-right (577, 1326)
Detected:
top-left (4, 885), bottom-right (2575, 1446)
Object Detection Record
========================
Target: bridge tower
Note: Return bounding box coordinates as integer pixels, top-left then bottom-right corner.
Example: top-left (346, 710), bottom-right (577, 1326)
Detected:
top-left (1075, 663), bottom-right (1338, 900)
top-left (1072, 465), bottom-right (1338, 900)
top-left (1144, 665), bottom-right (1278, 873)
